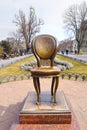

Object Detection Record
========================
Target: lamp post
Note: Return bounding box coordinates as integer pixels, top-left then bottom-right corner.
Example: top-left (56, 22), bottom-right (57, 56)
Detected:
top-left (30, 7), bottom-right (35, 14)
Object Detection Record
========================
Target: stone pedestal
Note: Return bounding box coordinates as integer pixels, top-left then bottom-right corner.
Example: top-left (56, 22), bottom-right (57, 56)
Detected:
top-left (19, 91), bottom-right (72, 124)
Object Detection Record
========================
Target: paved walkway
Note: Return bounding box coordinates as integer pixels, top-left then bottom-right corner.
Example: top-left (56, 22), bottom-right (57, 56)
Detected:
top-left (0, 78), bottom-right (87, 130)
top-left (60, 54), bottom-right (87, 64)
top-left (0, 54), bottom-right (31, 68)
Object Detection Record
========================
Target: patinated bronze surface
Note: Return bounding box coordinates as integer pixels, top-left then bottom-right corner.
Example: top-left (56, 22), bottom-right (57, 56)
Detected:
top-left (30, 34), bottom-right (61, 104)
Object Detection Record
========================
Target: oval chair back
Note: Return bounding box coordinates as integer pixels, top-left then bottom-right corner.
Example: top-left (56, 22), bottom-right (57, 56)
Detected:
top-left (31, 34), bottom-right (58, 67)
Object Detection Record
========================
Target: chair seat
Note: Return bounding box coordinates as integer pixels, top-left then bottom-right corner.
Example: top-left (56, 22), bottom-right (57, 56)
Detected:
top-left (31, 66), bottom-right (60, 77)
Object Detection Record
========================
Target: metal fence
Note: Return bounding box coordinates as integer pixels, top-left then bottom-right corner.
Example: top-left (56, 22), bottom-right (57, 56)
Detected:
top-left (0, 73), bottom-right (87, 84)
top-left (61, 73), bottom-right (87, 81)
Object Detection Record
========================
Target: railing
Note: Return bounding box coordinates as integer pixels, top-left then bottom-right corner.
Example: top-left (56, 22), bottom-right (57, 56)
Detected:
top-left (0, 73), bottom-right (87, 84)
top-left (61, 73), bottom-right (87, 81)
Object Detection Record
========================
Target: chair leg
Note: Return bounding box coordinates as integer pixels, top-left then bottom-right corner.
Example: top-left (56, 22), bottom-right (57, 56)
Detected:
top-left (51, 77), bottom-right (55, 96)
top-left (33, 77), bottom-right (40, 104)
top-left (53, 77), bottom-right (59, 103)
top-left (37, 77), bottom-right (40, 94)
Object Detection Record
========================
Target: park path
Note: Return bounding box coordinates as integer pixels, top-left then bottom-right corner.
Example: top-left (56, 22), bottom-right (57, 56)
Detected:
top-left (0, 78), bottom-right (87, 130)
top-left (0, 54), bottom-right (31, 68)
top-left (60, 53), bottom-right (87, 64)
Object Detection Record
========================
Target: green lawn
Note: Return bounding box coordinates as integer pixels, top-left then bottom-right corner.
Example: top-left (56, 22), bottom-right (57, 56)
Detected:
top-left (0, 54), bottom-right (87, 81)
top-left (0, 56), bottom-right (34, 77)
top-left (57, 54), bottom-right (87, 74)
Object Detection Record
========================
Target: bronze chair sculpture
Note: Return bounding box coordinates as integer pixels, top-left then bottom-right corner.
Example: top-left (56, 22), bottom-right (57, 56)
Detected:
top-left (30, 34), bottom-right (60, 105)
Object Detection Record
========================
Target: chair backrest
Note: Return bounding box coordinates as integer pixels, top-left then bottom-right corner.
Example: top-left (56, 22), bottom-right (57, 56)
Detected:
top-left (31, 34), bottom-right (58, 67)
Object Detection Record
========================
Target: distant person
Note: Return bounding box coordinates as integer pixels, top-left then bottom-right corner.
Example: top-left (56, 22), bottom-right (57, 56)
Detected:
top-left (66, 50), bottom-right (68, 55)
top-left (75, 50), bottom-right (77, 54)
top-left (61, 51), bottom-right (64, 55)
top-left (3, 53), bottom-right (7, 59)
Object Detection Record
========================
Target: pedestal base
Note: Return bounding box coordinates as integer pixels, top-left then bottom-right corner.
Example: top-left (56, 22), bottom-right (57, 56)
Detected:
top-left (19, 91), bottom-right (72, 124)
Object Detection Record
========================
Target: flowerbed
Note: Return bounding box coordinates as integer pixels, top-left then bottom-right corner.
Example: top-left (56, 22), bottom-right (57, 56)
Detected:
top-left (21, 58), bottom-right (73, 71)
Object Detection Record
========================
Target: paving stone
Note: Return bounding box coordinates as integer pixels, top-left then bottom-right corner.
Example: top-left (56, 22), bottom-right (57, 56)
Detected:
top-left (0, 79), bottom-right (87, 130)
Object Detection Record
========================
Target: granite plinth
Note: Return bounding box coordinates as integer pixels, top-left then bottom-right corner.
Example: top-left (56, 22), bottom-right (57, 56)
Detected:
top-left (19, 91), bottom-right (72, 124)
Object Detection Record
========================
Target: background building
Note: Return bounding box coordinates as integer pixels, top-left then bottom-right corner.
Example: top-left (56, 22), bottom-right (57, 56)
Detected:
top-left (58, 39), bottom-right (78, 54)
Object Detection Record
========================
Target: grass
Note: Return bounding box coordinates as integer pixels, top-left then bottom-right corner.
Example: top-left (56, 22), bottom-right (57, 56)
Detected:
top-left (57, 54), bottom-right (87, 74)
top-left (0, 54), bottom-right (87, 79)
top-left (0, 56), bottom-right (34, 78)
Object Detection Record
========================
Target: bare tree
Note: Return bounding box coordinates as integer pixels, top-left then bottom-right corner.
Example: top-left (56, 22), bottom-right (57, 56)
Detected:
top-left (13, 7), bottom-right (44, 52)
top-left (8, 30), bottom-right (23, 53)
top-left (63, 1), bottom-right (87, 53)
top-left (11, 30), bottom-right (24, 46)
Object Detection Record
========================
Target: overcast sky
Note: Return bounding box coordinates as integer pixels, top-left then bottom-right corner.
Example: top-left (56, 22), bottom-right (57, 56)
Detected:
top-left (0, 0), bottom-right (85, 41)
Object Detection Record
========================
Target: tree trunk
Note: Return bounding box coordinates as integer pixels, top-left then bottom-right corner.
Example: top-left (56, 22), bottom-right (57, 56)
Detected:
top-left (77, 42), bottom-right (81, 54)
top-left (77, 46), bottom-right (80, 54)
